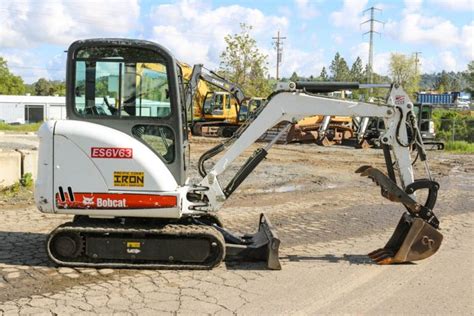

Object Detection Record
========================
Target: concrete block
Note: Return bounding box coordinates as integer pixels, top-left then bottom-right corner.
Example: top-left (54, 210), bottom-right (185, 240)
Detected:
top-left (23, 150), bottom-right (38, 180)
top-left (0, 150), bottom-right (21, 187)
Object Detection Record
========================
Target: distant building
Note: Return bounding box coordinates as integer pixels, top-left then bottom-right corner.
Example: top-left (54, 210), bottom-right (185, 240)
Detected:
top-left (0, 95), bottom-right (66, 124)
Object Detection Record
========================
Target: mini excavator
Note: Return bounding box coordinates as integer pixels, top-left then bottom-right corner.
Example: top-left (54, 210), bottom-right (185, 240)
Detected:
top-left (35, 39), bottom-right (443, 269)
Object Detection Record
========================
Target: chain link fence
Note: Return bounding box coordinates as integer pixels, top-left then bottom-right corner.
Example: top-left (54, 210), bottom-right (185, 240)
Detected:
top-left (433, 111), bottom-right (473, 143)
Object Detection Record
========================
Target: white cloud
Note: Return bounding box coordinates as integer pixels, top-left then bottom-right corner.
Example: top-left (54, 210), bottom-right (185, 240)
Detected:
top-left (277, 47), bottom-right (326, 78)
top-left (460, 22), bottom-right (474, 60)
top-left (148, 0), bottom-right (327, 77)
top-left (350, 42), bottom-right (468, 75)
top-left (0, 51), bottom-right (51, 83)
top-left (403, 0), bottom-right (423, 14)
top-left (149, 0), bottom-right (289, 72)
top-left (383, 1), bottom-right (473, 71)
top-left (393, 13), bottom-right (459, 48)
top-left (420, 51), bottom-right (467, 73)
top-left (294, 0), bottom-right (320, 20)
top-left (0, 0), bottom-right (140, 48)
top-left (332, 34), bottom-right (344, 45)
top-left (439, 51), bottom-right (458, 70)
top-left (428, 0), bottom-right (474, 11)
top-left (330, 0), bottom-right (369, 29)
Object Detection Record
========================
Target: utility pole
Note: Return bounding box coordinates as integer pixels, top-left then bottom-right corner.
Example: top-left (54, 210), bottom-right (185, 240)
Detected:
top-left (414, 51), bottom-right (422, 75)
top-left (272, 30), bottom-right (286, 80)
top-left (361, 7), bottom-right (384, 87)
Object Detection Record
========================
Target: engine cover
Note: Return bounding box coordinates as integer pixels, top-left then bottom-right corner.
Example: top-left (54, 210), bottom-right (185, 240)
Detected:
top-left (35, 120), bottom-right (182, 218)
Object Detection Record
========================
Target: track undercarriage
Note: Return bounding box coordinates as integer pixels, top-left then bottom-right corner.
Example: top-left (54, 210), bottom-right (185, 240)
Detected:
top-left (47, 214), bottom-right (281, 270)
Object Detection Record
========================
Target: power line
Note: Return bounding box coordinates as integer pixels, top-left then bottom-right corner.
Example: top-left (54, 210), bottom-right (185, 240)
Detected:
top-left (272, 30), bottom-right (286, 80)
top-left (361, 7), bottom-right (384, 87)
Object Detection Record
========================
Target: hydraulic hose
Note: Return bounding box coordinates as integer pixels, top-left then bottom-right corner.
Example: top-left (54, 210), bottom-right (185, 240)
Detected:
top-left (395, 107), bottom-right (415, 148)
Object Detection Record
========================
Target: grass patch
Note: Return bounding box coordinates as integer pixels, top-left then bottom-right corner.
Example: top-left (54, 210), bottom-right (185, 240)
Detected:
top-left (0, 122), bottom-right (41, 132)
top-left (0, 173), bottom-right (34, 198)
top-left (444, 141), bottom-right (474, 153)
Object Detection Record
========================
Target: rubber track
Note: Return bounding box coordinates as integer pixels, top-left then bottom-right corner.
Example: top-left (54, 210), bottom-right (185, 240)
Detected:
top-left (46, 222), bottom-right (226, 270)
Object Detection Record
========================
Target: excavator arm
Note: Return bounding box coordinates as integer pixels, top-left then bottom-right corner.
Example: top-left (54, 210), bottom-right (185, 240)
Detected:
top-left (184, 64), bottom-right (246, 107)
top-left (192, 82), bottom-right (442, 268)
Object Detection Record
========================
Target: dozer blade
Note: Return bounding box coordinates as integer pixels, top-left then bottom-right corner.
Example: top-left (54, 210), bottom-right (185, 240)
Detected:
top-left (369, 213), bottom-right (443, 264)
top-left (224, 213), bottom-right (281, 270)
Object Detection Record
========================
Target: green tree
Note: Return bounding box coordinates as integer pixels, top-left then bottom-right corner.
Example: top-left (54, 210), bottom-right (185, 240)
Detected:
top-left (290, 71), bottom-right (299, 82)
top-left (34, 78), bottom-right (54, 96)
top-left (219, 23), bottom-right (271, 97)
top-left (329, 52), bottom-right (350, 81)
top-left (0, 57), bottom-right (26, 95)
top-left (465, 61), bottom-right (474, 95)
top-left (363, 64), bottom-right (371, 84)
top-left (350, 57), bottom-right (364, 82)
top-left (51, 80), bottom-right (66, 96)
top-left (320, 67), bottom-right (328, 81)
top-left (32, 78), bottom-right (66, 96)
top-left (433, 109), bottom-right (474, 142)
top-left (434, 71), bottom-right (451, 92)
top-left (389, 53), bottom-right (420, 97)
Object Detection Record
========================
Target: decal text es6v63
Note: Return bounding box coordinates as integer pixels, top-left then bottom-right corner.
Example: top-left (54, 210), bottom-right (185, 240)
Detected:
top-left (91, 147), bottom-right (133, 159)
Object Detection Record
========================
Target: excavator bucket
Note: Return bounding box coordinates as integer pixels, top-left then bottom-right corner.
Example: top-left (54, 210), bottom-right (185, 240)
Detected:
top-left (356, 165), bottom-right (443, 264)
top-left (369, 212), bottom-right (443, 264)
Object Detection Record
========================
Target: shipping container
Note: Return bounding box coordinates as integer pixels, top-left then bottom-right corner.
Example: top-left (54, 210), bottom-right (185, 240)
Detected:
top-left (416, 93), bottom-right (455, 105)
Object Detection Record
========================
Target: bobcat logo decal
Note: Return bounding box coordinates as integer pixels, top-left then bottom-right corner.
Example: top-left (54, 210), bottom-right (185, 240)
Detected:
top-left (82, 196), bottom-right (95, 206)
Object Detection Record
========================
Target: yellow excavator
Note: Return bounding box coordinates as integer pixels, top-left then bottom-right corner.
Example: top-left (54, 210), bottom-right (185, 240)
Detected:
top-left (180, 63), bottom-right (246, 137)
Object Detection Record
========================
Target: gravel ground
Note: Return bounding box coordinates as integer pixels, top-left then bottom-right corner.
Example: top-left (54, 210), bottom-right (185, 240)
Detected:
top-left (0, 133), bottom-right (38, 151)
top-left (0, 134), bottom-right (472, 314)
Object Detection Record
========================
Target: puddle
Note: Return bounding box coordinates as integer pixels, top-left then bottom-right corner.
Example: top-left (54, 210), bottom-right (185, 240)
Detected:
top-left (274, 185), bottom-right (302, 193)
top-left (250, 182), bottom-right (339, 194)
top-left (250, 185), bottom-right (304, 194)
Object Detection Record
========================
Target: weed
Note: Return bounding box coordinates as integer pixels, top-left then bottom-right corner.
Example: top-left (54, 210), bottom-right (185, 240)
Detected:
top-left (0, 173), bottom-right (34, 197)
top-left (444, 141), bottom-right (474, 153)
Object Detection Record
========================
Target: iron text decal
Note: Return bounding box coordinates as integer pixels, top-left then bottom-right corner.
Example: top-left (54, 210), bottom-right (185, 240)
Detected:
top-left (91, 147), bottom-right (133, 159)
top-left (113, 171), bottom-right (145, 187)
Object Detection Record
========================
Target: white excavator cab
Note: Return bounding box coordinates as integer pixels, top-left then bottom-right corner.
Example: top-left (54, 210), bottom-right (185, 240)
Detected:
top-left (36, 39), bottom-right (191, 219)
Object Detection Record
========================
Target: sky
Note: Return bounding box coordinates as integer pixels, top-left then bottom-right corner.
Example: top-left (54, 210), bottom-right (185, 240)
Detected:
top-left (0, 0), bottom-right (472, 83)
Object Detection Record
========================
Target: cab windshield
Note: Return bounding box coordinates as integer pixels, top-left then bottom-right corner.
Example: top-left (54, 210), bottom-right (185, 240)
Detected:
top-left (74, 46), bottom-right (171, 118)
